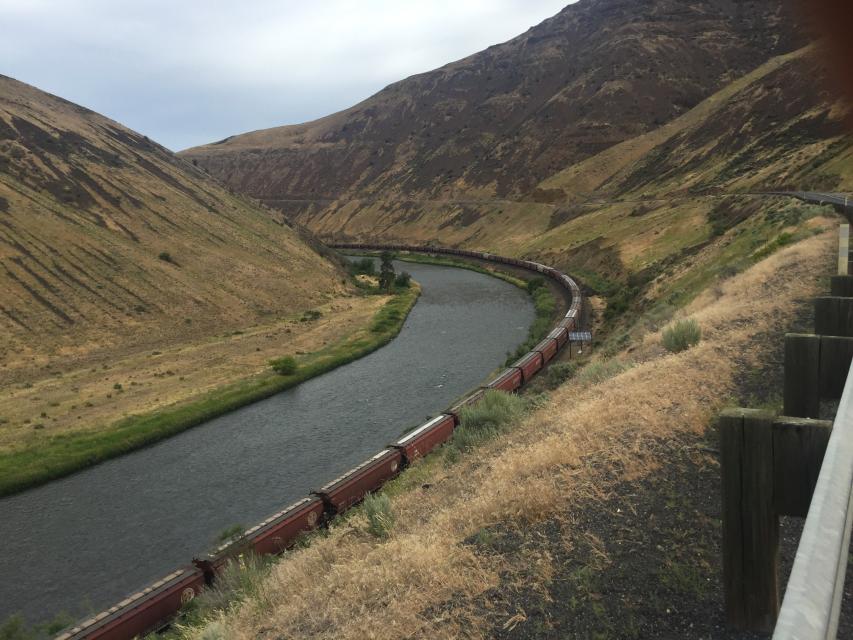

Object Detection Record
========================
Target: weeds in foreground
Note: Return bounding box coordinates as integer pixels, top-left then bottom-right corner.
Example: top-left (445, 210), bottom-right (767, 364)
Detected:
top-left (0, 612), bottom-right (75, 640)
top-left (446, 391), bottom-right (528, 460)
top-left (576, 359), bottom-right (629, 386)
top-left (182, 554), bottom-right (273, 626)
top-left (544, 362), bottom-right (578, 389)
top-left (662, 319), bottom-right (702, 354)
top-left (364, 493), bottom-right (395, 539)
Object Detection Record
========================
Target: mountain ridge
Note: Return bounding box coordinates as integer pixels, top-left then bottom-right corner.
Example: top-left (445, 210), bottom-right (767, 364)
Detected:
top-left (182, 0), bottom-right (806, 205)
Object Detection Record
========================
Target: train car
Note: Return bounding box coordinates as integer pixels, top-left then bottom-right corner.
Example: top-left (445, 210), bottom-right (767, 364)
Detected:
top-left (447, 388), bottom-right (487, 420)
top-left (547, 327), bottom-right (569, 349)
top-left (512, 352), bottom-right (544, 384)
top-left (558, 317), bottom-right (576, 332)
top-left (532, 337), bottom-right (559, 363)
top-left (393, 414), bottom-right (456, 464)
top-left (58, 567), bottom-right (205, 640)
top-left (314, 449), bottom-right (403, 515)
top-left (241, 496), bottom-right (325, 557)
top-left (487, 368), bottom-right (523, 393)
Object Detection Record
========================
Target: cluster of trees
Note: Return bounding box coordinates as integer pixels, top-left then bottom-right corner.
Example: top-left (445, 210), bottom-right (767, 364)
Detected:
top-left (350, 251), bottom-right (411, 292)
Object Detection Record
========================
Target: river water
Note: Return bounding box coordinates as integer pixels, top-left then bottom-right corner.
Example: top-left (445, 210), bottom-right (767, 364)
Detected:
top-left (0, 260), bottom-right (534, 625)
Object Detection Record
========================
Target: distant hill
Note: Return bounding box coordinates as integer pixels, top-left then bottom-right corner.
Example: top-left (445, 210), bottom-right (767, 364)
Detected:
top-left (0, 75), bottom-right (347, 366)
top-left (181, 0), bottom-right (853, 289)
top-left (182, 0), bottom-right (806, 203)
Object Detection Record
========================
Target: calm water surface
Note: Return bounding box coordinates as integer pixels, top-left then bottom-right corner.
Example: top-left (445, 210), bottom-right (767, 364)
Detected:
top-left (0, 260), bottom-right (534, 624)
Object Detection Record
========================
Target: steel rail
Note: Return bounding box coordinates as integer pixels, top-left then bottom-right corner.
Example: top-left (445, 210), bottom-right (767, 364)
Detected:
top-left (774, 358), bottom-right (853, 639)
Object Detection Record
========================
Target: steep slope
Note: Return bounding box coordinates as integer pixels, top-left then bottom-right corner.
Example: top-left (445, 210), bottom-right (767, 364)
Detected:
top-left (182, 0), bottom-right (805, 205)
top-left (221, 45), bottom-right (852, 291)
top-left (0, 74), bottom-right (348, 369)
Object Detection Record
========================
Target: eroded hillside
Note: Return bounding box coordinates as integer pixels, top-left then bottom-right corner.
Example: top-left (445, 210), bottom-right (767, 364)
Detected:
top-left (0, 74), bottom-right (349, 373)
top-left (182, 0), bottom-right (805, 204)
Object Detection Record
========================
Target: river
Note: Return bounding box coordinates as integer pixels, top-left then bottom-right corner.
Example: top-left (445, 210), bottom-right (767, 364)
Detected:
top-left (0, 259), bottom-right (534, 625)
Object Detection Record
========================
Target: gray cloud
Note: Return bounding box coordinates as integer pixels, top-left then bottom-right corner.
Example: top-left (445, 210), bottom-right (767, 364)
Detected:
top-left (0, 0), bottom-right (573, 150)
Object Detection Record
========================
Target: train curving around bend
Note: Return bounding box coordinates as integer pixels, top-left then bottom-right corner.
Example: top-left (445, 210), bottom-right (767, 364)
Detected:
top-left (56, 245), bottom-right (584, 640)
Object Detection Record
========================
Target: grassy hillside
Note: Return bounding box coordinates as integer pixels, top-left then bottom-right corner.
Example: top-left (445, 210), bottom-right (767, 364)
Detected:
top-left (0, 74), bottom-right (350, 371)
top-left (256, 47), bottom-right (852, 300)
top-left (167, 208), bottom-right (842, 640)
top-left (0, 75), bottom-right (405, 489)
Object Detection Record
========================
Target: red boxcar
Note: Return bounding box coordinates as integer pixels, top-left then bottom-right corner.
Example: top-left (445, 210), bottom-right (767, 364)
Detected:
top-left (241, 496), bottom-right (325, 557)
top-left (512, 352), bottom-right (544, 384)
top-left (533, 337), bottom-right (559, 363)
top-left (487, 368), bottom-right (523, 393)
top-left (59, 567), bottom-right (205, 640)
top-left (558, 317), bottom-right (576, 332)
top-left (448, 388), bottom-right (486, 419)
top-left (315, 449), bottom-right (403, 515)
top-left (394, 414), bottom-right (456, 464)
top-left (548, 327), bottom-right (569, 349)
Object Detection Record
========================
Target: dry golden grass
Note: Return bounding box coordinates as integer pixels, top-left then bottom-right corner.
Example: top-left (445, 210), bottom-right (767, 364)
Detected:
top-left (0, 295), bottom-right (385, 452)
top-left (184, 228), bottom-right (833, 640)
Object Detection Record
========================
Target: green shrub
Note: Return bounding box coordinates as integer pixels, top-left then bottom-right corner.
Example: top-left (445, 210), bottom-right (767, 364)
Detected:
top-left (576, 359), bottom-right (629, 386)
top-left (527, 277), bottom-right (546, 294)
top-left (394, 272), bottom-right (412, 288)
top-left (270, 356), bottom-right (298, 375)
top-left (544, 362), bottom-right (577, 389)
top-left (364, 493), bottom-right (395, 539)
top-left (448, 390), bottom-right (527, 456)
top-left (189, 554), bottom-right (272, 619)
top-left (0, 616), bottom-right (33, 640)
top-left (158, 251), bottom-right (173, 263)
top-left (350, 258), bottom-right (376, 276)
top-left (662, 319), bottom-right (702, 353)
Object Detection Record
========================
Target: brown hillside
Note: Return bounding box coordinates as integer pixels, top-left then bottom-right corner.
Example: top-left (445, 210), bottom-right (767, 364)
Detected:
top-left (182, 0), bottom-right (806, 204)
top-left (0, 74), bottom-right (349, 372)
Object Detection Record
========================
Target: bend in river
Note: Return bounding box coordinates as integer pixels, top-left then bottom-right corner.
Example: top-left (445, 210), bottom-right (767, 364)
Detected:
top-left (0, 260), bottom-right (535, 624)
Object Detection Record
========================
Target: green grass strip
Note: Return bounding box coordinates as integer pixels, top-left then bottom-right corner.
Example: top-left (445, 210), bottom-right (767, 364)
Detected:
top-left (347, 251), bottom-right (559, 366)
top-left (0, 286), bottom-right (420, 498)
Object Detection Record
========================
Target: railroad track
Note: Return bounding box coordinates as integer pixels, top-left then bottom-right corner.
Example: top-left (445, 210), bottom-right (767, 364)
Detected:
top-left (56, 244), bottom-right (584, 640)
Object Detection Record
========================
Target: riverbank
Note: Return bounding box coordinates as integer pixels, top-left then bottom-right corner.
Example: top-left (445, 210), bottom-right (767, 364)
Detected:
top-left (173, 229), bottom-right (839, 639)
top-left (0, 286), bottom-right (420, 497)
top-left (347, 251), bottom-right (561, 367)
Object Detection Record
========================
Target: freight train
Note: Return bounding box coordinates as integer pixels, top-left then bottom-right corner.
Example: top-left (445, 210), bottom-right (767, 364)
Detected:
top-left (56, 245), bottom-right (583, 640)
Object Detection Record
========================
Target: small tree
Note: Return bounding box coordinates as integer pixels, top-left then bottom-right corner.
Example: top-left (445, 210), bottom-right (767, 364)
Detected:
top-left (271, 356), bottom-right (298, 375)
top-left (378, 251), bottom-right (396, 292)
top-left (394, 271), bottom-right (411, 288)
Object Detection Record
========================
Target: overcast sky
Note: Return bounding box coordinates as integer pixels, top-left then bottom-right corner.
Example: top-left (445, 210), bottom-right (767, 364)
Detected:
top-left (0, 1), bottom-right (573, 151)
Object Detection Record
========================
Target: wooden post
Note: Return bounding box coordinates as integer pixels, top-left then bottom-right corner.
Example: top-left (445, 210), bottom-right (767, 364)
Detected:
top-left (784, 334), bottom-right (821, 418)
top-left (838, 224), bottom-right (849, 276)
top-left (772, 418), bottom-right (833, 518)
top-left (819, 335), bottom-right (853, 399)
top-left (830, 275), bottom-right (853, 297)
top-left (814, 297), bottom-right (853, 337)
top-left (720, 409), bottom-right (780, 632)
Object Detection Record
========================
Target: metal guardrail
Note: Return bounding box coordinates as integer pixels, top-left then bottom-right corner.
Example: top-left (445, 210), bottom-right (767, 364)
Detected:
top-left (774, 357), bottom-right (853, 639)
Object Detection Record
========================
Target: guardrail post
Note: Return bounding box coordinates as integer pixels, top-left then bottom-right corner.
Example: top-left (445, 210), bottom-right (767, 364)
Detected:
top-left (772, 417), bottom-right (833, 518)
top-left (814, 297), bottom-right (853, 337)
top-left (720, 409), bottom-right (779, 632)
top-left (819, 335), bottom-right (853, 399)
top-left (784, 334), bottom-right (821, 418)
top-left (830, 275), bottom-right (853, 297)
